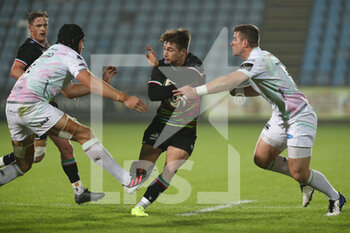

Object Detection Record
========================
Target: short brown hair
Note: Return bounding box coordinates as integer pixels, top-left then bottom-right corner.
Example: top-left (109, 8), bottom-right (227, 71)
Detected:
top-left (233, 24), bottom-right (260, 47)
top-left (27, 11), bottom-right (49, 25)
top-left (160, 28), bottom-right (191, 51)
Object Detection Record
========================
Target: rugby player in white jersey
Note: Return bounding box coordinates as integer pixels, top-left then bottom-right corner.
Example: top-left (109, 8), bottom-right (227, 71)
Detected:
top-left (1, 24), bottom-right (148, 194)
top-left (175, 24), bottom-right (345, 216)
top-left (0, 10), bottom-right (112, 204)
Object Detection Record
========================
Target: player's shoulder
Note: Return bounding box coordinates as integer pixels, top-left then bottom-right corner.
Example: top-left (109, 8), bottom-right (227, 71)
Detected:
top-left (185, 53), bottom-right (202, 66)
top-left (184, 53), bottom-right (204, 77)
top-left (240, 48), bottom-right (265, 69)
top-left (18, 38), bottom-right (39, 52)
top-left (52, 44), bottom-right (82, 60)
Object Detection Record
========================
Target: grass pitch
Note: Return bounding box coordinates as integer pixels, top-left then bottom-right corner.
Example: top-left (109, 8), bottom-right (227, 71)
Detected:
top-left (0, 122), bottom-right (349, 233)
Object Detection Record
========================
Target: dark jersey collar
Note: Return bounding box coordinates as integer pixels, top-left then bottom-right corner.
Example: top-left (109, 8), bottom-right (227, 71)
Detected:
top-left (27, 36), bottom-right (49, 49)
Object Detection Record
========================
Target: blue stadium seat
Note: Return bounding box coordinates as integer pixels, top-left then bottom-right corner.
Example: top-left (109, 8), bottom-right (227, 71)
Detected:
top-left (332, 58), bottom-right (347, 86)
top-left (0, 1), bottom-right (16, 20)
top-left (301, 0), bottom-right (350, 86)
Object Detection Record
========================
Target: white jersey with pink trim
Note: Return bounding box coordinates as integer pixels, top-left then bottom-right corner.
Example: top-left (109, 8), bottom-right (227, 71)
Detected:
top-left (7, 44), bottom-right (88, 103)
top-left (237, 47), bottom-right (308, 121)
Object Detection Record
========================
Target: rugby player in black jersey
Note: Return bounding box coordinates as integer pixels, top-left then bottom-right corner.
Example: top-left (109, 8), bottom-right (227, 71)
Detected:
top-left (129, 28), bottom-right (205, 216)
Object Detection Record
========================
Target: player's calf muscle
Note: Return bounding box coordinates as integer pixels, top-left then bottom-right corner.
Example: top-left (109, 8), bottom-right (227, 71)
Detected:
top-left (71, 125), bottom-right (93, 144)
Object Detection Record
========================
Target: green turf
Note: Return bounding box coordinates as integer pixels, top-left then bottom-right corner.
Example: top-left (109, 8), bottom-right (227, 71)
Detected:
top-left (0, 122), bottom-right (349, 233)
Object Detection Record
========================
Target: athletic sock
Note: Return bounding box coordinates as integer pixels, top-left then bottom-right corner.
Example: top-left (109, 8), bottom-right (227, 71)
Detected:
top-left (62, 158), bottom-right (80, 183)
top-left (0, 152), bottom-right (16, 166)
top-left (82, 138), bottom-right (130, 186)
top-left (135, 197), bottom-right (151, 209)
top-left (0, 164), bottom-right (23, 186)
top-left (305, 169), bottom-right (340, 200)
top-left (142, 174), bottom-right (170, 207)
top-left (71, 180), bottom-right (85, 195)
top-left (266, 155), bottom-right (291, 177)
top-left (61, 158), bottom-right (84, 195)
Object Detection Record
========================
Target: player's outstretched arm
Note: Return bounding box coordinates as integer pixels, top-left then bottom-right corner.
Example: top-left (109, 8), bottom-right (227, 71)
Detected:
top-left (61, 66), bottom-right (118, 98)
top-left (230, 86), bottom-right (260, 97)
top-left (174, 71), bottom-right (249, 99)
top-left (76, 70), bottom-right (148, 113)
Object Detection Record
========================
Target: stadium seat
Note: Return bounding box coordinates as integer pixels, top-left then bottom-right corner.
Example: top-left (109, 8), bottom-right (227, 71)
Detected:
top-left (301, 0), bottom-right (350, 86)
top-left (0, 0), bottom-right (267, 95)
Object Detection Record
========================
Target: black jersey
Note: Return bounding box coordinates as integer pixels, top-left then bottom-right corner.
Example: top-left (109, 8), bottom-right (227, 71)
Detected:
top-left (15, 37), bottom-right (49, 69)
top-left (147, 53), bottom-right (205, 128)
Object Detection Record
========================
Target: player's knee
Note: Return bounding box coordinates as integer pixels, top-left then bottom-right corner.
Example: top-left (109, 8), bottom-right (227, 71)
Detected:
top-left (290, 171), bottom-right (308, 183)
top-left (253, 154), bottom-right (269, 169)
top-left (17, 159), bottom-right (33, 173)
top-left (73, 126), bottom-right (93, 144)
top-left (57, 116), bottom-right (82, 140)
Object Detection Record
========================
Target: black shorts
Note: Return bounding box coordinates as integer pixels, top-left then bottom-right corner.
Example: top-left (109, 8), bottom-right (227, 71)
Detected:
top-left (142, 117), bottom-right (197, 156)
top-left (35, 101), bottom-right (59, 140)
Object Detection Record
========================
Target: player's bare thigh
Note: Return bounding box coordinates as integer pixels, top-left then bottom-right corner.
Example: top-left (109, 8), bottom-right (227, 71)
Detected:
top-left (254, 138), bottom-right (283, 169)
top-left (12, 134), bottom-right (36, 172)
top-left (47, 114), bottom-right (92, 145)
top-left (162, 146), bottom-right (189, 180)
top-left (139, 144), bottom-right (162, 164)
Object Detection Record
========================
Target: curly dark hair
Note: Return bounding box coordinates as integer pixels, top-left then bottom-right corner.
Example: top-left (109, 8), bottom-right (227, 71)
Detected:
top-left (160, 28), bottom-right (191, 52)
top-left (56, 24), bottom-right (84, 52)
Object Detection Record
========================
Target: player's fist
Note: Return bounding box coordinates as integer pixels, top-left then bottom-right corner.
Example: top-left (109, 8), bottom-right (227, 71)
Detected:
top-left (102, 66), bottom-right (117, 84)
top-left (124, 96), bottom-right (148, 113)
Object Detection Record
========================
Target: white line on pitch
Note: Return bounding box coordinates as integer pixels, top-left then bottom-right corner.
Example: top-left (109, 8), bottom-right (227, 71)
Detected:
top-left (0, 202), bottom-right (75, 207)
top-left (177, 200), bottom-right (255, 216)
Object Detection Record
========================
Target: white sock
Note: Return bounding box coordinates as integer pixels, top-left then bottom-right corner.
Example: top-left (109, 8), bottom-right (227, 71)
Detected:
top-left (0, 164), bottom-right (23, 186)
top-left (136, 197), bottom-right (151, 209)
top-left (267, 155), bottom-right (291, 177)
top-left (306, 169), bottom-right (339, 200)
top-left (82, 138), bottom-right (130, 186)
top-left (72, 180), bottom-right (84, 195)
top-left (0, 157), bottom-right (4, 167)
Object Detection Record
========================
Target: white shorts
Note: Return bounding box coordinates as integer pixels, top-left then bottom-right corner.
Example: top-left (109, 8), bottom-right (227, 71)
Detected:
top-left (6, 101), bottom-right (64, 141)
top-left (259, 104), bottom-right (317, 157)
